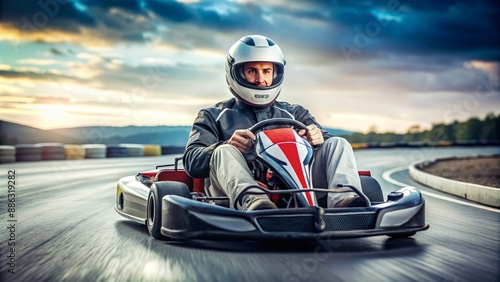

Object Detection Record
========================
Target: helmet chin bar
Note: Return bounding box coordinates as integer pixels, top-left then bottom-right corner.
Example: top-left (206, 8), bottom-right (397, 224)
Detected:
top-left (230, 88), bottom-right (280, 108)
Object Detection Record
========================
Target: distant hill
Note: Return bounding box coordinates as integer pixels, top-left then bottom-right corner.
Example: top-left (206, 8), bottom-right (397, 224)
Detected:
top-left (0, 120), bottom-right (352, 146)
top-left (0, 121), bottom-right (192, 146)
top-left (0, 121), bottom-right (82, 145)
top-left (49, 125), bottom-right (192, 146)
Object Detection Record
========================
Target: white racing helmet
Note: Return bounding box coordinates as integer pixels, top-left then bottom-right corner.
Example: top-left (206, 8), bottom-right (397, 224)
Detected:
top-left (225, 35), bottom-right (285, 107)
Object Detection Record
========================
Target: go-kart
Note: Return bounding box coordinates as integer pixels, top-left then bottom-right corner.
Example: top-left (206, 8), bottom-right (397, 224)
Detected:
top-left (114, 118), bottom-right (429, 240)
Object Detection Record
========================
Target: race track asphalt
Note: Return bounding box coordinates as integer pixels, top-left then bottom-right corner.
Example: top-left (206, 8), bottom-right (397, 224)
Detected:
top-left (0, 146), bottom-right (499, 282)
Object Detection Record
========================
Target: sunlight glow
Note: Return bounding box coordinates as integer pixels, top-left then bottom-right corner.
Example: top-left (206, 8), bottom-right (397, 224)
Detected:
top-left (45, 105), bottom-right (66, 123)
top-left (464, 61), bottom-right (500, 78)
top-left (0, 95), bottom-right (34, 103)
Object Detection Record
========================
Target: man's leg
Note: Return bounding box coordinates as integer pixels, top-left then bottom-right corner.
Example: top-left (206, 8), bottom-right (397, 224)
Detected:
top-left (209, 144), bottom-right (264, 209)
top-left (311, 137), bottom-right (363, 207)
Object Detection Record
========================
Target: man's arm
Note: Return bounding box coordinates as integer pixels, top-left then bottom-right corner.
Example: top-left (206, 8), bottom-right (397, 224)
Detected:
top-left (183, 110), bottom-right (223, 178)
top-left (294, 105), bottom-right (333, 142)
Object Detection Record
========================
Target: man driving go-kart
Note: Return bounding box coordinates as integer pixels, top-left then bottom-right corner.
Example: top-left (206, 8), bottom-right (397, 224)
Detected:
top-left (183, 34), bottom-right (368, 211)
top-left (114, 34), bottom-right (428, 240)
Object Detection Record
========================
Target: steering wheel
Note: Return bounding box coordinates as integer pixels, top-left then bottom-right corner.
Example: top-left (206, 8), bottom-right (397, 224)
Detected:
top-left (246, 118), bottom-right (310, 171)
top-left (248, 118), bottom-right (309, 135)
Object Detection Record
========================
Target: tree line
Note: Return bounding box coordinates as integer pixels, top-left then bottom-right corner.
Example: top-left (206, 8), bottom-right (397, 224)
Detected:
top-left (343, 113), bottom-right (499, 144)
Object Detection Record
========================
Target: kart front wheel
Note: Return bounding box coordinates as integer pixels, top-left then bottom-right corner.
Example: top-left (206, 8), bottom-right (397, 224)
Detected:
top-left (147, 181), bottom-right (191, 240)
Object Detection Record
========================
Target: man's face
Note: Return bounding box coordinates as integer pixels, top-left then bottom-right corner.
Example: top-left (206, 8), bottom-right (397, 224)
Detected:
top-left (243, 62), bottom-right (274, 87)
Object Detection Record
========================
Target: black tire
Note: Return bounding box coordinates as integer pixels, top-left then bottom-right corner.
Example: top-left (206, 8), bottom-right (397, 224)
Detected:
top-left (39, 143), bottom-right (65, 154)
top-left (147, 181), bottom-right (191, 239)
top-left (106, 145), bottom-right (128, 158)
top-left (0, 146), bottom-right (15, 156)
top-left (15, 144), bottom-right (42, 162)
top-left (15, 144), bottom-right (42, 155)
top-left (389, 231), bottom-right (417, 238)
top-left (0, 156), bottom-right (16, 163)
top-left (0, 146), bottom-right (16, 163)
top-left (40, 144), bottom-right (65, 160)
top-left (16, 154), bottom-right (42, 162)
top-left (83, 145), bottom-right (106, 159)
top-left (42, 153), bottom-right (65, 160)
top-left (360, 176), bottom-right (384, 203)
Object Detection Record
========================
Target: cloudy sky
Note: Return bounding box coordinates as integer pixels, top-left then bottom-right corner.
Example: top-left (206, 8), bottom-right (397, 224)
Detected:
top-left (0, 0), bottom-right (498, 133)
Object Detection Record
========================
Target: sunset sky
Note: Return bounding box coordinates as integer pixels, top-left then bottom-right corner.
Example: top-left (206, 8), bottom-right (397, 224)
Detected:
top-left (0, 0), bottom-right (498, 133)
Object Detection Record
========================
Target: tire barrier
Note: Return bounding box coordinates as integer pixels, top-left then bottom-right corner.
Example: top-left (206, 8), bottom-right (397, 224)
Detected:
top-left (121, 144), bottom-right (144, 157)
top-left (143, 145), bottom-right (161, 156)
top-left (106, 145), bottom-right (128, 158)
top-left (1, 144), bottom-right (184, 163)
top-left (0, 145), bottom-right (16, 163)
top-left (39, 143), bottom-right (65, 160)
top-left (4, 141), bottom-right (499, 163)
top-left (64, 145), bottom-right (85, 160)
top-left (15, 144), bottom-right (42, 162)
top-left (351, 143), bottom-right (368, 150)
top-left (83, 144), bottom-right (107, 159)
top-left (161, 145), bottom-right (185, 155)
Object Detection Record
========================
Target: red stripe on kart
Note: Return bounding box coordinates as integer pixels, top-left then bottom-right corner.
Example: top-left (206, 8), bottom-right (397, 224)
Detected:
top-left (278, 143), bottom-right (314, 205)
top-left (276, 143), bottom-right (307, 186)
top-left (263, 128), bottom-right (296, 143)
top-left (264, 129), bottom-right (314, 205)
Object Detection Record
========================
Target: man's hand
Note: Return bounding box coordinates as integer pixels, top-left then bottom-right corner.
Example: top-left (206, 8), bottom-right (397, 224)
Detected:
top-left (298, 124), bottom-right (324, 146)
top-left (228, 129), bottom-right (256, 153)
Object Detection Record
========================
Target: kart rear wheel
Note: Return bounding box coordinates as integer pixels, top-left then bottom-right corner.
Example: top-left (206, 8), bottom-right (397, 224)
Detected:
top-left (360, 176), bottom-right (384, 203)
top-left (147, 181), bottom-right (191, 239)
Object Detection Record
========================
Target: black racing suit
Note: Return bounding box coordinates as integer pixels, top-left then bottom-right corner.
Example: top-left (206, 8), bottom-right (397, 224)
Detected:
top-left (183, 98), bottom-right (333, 179)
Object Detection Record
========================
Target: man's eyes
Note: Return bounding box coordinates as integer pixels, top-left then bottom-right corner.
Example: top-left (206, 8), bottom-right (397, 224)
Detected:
top-left (246, 69), bottom-right (273, 74)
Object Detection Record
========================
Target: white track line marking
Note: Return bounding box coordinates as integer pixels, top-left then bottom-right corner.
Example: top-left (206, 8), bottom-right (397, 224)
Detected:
top-left (382, 166), bottom-right (500, 213)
